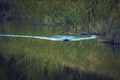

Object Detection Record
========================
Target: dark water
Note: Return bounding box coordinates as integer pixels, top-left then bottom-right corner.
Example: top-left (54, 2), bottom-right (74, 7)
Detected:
top-left (0, 20), bottom-right (120, 80)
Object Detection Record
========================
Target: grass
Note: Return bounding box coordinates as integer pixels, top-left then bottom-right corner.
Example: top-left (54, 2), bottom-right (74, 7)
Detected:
top-left (1, 0), bottom-right (120, 37)
top-left (3, 0), bottom-right (119, 43)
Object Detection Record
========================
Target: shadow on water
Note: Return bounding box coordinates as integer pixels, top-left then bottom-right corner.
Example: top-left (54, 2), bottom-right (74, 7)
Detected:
top-left (55, 66), bottom-right (113, 80)
top-left (0, 54), bottom-right (114, 80)
top-left (106, 44), bottom-right (120, 54)
top-left (0, 53), bottom-right (26, 80)
top-left (100, 43), bottom-right (120, 54)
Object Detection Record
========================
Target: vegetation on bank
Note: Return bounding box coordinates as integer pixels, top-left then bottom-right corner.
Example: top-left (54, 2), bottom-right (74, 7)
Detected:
top-left (1, 0), bottom-right (120, 44)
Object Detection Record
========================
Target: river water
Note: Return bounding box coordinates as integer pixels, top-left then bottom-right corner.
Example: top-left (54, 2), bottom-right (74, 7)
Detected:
top-left (0, 20), bottom-right (120, 80)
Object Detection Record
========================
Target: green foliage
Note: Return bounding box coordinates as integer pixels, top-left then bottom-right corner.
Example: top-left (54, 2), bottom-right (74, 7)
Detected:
top-left (8, 0), bottom-right (120, 38)
top-left (10, 0), bottom-right (87, 24)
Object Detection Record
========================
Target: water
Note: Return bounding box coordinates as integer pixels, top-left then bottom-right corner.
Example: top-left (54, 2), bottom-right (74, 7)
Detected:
top-left (0, 34), bottom-right (97, 41)
top-left (0, 20), bottom-right (120, 80)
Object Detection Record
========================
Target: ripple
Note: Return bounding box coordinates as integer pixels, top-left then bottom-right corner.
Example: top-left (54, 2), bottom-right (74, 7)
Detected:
top-left (0, 34), bottom-right (97, 42)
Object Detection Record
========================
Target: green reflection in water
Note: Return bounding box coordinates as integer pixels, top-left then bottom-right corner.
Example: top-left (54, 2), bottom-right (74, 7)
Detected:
top-left (0, 21), bottom-right (120, 80)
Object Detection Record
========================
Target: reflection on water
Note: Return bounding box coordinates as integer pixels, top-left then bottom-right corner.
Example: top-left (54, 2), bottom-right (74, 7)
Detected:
top-left (0, 34), bottom-right (97, 42)
top-left (103, 44), bottom-right (120, 54)
top-left (0, 20), bottom-right (120, 80)
top-left (0, 54), bottom-right (114, 80)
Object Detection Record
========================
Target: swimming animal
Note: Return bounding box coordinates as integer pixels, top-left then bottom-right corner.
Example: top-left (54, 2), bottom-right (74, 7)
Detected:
top-left (63, 39), bottom-right (70, 42)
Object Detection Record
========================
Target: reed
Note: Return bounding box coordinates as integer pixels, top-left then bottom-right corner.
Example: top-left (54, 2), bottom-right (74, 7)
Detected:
top-left (9, 0), bottom-right (119, 33)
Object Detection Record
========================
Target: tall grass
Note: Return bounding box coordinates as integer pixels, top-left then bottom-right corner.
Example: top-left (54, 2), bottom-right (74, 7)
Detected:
top-left (9, 0), bottom-right (120, 33)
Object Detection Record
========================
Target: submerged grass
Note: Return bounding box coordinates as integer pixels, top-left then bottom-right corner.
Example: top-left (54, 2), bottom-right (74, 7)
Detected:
top-left (0, 36), bottom-right (120, 80)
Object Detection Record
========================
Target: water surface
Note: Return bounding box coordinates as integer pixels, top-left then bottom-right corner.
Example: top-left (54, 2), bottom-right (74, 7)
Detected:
top-left (0, 34), bottom-right (97, 42)
top-left (0, 20), bottom-right (120, 80)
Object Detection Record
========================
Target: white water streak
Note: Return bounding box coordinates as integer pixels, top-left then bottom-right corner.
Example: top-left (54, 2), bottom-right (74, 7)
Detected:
top-left (0, 34), bottom-right (97, 41)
